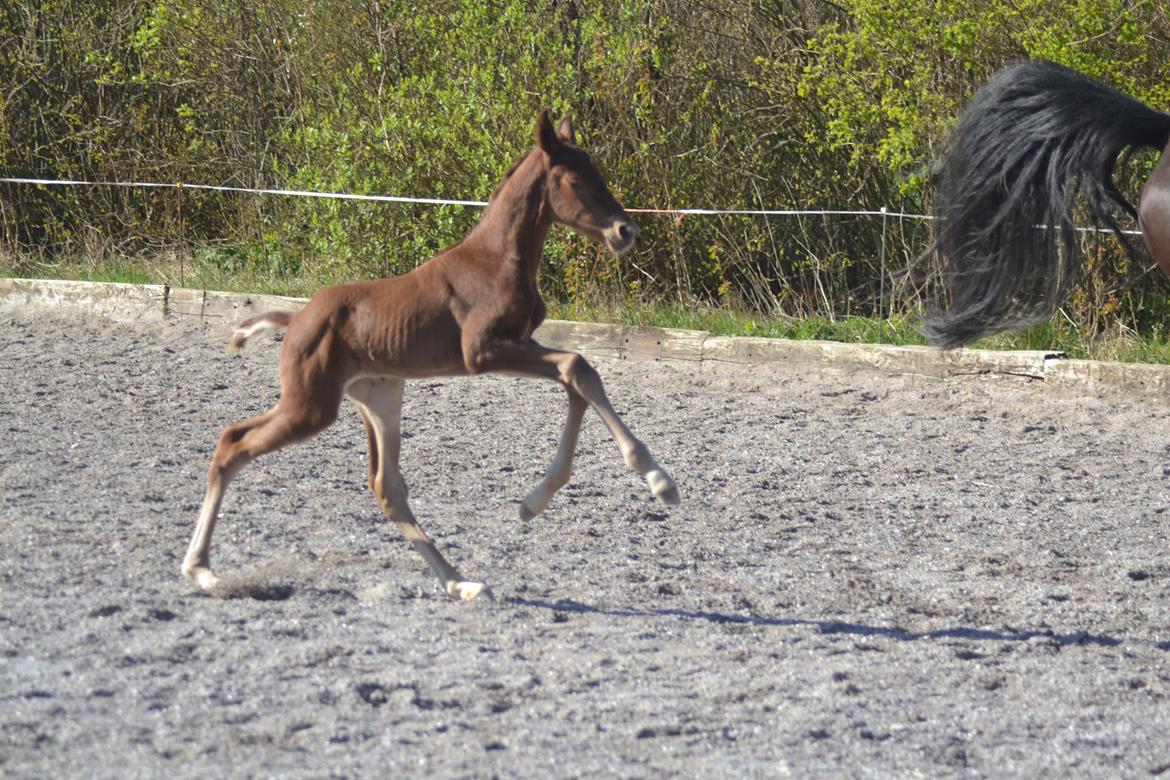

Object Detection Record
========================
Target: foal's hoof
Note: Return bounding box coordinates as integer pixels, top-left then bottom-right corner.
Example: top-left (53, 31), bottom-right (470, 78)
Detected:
top-left (648, 469), bottom-right (681, 505)
top-left (448, 580), bottom-right (495, 602)
top-left (182, 565), bottom-right (221, 593)
top-left (519, 487), bottom-right (555, 520)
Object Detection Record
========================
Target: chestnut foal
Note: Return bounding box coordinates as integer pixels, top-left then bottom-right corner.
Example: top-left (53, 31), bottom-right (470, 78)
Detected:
top-left (182, 112), bottom-right (679, 601)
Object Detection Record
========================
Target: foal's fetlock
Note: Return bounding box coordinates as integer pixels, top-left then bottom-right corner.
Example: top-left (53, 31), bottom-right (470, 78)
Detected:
top-left (621, 441), bottom-right (653, 473)
top-left (181, 561), bottom-right (221, 592)
top-left (519, 487), bottom-right (554, 520)
top-left (621, 443), bottom-right (679, 505)
top-left (520, 473), bottom-right (569, 520)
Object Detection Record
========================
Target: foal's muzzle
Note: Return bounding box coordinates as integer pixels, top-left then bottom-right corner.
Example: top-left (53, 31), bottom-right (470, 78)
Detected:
top-left (605, 219), bottom-right (640, 255)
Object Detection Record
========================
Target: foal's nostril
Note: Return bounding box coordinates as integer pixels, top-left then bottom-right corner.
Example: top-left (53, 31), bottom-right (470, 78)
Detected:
top-left (618, 222), bottom-right (639, 243)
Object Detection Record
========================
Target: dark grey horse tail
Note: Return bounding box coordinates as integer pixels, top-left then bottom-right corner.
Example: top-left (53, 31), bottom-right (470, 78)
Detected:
top-left (922, 60), bottom-right (1170, 349)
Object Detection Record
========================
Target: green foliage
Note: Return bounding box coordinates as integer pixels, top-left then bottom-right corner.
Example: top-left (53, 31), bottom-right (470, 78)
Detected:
top-left (2, 0), bottom-right (1170, 341)
top-left (796, 0), bottom-right (1170, 199)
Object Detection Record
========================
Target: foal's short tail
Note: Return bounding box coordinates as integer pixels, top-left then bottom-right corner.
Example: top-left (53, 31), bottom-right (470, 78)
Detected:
top-left (922, 60), bottom-right (1170, 349)
top-left (227, 311), bottom-right (295, 352)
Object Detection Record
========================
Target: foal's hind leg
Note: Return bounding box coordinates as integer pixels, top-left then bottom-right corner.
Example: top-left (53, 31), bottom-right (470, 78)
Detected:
top-left (348, 377), bottom-right (492, 602)
top-left (181, 399), bottom-right (336, 591)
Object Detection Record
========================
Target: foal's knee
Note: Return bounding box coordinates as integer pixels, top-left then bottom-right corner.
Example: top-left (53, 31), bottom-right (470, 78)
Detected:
top-left (463, 345), bottom-right (494, 376)
top-left (559, 352), bottom-right (598, 389)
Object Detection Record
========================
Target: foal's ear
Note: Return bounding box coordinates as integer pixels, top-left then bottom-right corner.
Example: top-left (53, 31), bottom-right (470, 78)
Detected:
top-left (557, 115), bottom-right (576, 144)
top-left (536, 110), bottom-right (560, 154)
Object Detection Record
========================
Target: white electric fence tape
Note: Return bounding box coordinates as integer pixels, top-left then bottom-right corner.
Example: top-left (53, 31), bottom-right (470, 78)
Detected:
top-left (0, 176), bottom-right (1144, 235)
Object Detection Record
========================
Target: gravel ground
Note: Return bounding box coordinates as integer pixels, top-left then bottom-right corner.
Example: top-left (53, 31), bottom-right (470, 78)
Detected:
top-left (2, 305), bottom-right (1169, 779)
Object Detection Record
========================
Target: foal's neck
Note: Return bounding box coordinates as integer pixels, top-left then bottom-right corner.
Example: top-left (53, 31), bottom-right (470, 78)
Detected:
top-left (470, 150), bottom-right (551, 282)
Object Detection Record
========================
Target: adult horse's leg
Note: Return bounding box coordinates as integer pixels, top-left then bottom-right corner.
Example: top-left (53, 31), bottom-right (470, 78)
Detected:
top-left (1139, 142), bottom-right (1170, 273)
top-left (467, 339), bottom-right (680, 508)
top-left (347, 377), bottom-right (492, 601)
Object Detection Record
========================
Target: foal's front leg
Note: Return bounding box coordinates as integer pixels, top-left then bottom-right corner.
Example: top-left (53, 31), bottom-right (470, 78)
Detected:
top-left (519, 389), bottom-right (588, 520)
top-left (469, 339), bottom-right (680, 510)
top-left (348, 377), bottom-right (492, 601)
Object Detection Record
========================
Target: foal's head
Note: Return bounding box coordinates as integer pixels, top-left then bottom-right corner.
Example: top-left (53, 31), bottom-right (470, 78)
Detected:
top-left (535, 111), bottom-right (640, 255)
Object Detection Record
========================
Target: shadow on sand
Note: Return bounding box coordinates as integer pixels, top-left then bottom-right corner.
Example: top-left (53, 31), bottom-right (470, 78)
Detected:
top-left (509, 596), bottom-right (1138, 649)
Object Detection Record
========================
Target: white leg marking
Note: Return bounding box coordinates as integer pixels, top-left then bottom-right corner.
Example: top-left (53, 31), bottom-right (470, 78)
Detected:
top-left (348, 378), bottom-right (492, 601)
top-left (521, 393), bottom-right (586, 519)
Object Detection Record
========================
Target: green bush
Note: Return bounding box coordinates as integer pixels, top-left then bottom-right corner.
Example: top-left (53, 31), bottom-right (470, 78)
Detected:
top-left (3, 0), bottom-right (1169, 333)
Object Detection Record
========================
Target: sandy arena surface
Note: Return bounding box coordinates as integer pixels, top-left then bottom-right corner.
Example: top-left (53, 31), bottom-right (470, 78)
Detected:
top-left (2, 304), bottom-right (1169, 778)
